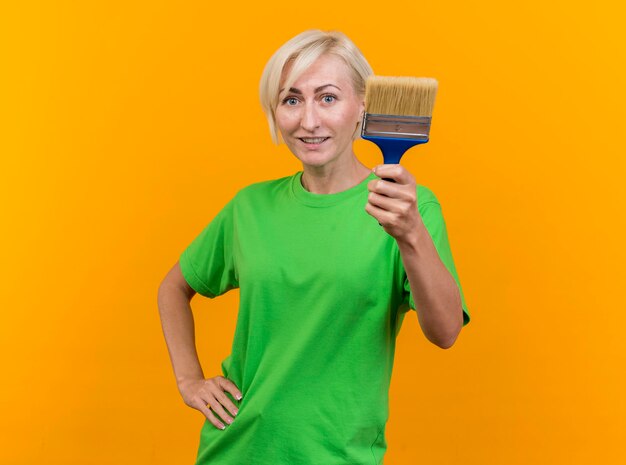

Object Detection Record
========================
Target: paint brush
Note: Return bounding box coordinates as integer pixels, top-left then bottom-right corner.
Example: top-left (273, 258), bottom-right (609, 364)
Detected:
top-left (361, 76), bottom-right (438, 182)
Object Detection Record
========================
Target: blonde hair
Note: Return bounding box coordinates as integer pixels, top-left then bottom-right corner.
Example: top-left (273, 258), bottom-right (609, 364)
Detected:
top-left (259, 30), bottom-right (373, 145)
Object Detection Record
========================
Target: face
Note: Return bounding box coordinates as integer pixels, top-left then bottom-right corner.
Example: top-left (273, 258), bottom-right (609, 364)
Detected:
top-left (275, 54), bottom-right (364, 170)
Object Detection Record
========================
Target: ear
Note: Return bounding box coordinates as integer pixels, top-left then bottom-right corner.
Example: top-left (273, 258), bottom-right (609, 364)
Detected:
top-left (353, 100), bottom-right (365, 140)
top-left (356, 104), bottom-right (365, 127)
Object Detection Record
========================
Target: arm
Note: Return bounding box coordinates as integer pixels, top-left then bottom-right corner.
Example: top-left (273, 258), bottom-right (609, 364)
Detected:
top-left (396, 230), bottom-right (463, 349)
top-left (157, 261), bottom-right (205, 389)
top-left (365, 164), bottom-right (464, 349)
top-left (157, 261), bottom-right (243, 430)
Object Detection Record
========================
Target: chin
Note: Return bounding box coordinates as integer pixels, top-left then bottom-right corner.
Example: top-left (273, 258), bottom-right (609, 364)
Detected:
top-left (296, 152), bottom-right (337, 168)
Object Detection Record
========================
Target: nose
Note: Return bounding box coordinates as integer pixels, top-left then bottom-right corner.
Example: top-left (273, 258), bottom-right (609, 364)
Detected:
top-left (300, 101), bottom-right (320, 132)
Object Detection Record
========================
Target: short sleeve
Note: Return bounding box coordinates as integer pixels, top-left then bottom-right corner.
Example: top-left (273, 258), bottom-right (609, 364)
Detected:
top-left (179, 197), bottom-right (239, 298)
top-left (403, 198), bottom-right (471, 327)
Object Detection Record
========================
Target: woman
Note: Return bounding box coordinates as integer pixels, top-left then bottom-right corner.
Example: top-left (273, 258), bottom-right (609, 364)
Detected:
top-left (158, 29), bottom-right (470, 465)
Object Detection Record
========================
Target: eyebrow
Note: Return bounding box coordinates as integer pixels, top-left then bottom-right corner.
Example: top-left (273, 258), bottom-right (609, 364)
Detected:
top-left (279, 84), bottom-right (341, 94)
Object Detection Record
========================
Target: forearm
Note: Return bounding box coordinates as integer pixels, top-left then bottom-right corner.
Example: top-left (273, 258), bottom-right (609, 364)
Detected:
top-left (157, 285), bottom-right (205, 386)
top-left (396, 225), bottom-right (463, 348)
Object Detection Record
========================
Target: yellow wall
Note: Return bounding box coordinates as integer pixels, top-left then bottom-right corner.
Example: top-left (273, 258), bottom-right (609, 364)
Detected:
top-left (1, 1), bottom-right (624, 464)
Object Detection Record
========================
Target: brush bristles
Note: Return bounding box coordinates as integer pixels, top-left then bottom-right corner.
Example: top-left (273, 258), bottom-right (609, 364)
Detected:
top-left (365, 76), bottom-right (438, 117)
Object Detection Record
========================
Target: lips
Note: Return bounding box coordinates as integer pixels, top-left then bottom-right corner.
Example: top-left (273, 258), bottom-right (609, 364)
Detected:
top-left (298, 137), bottom-right (329, 145)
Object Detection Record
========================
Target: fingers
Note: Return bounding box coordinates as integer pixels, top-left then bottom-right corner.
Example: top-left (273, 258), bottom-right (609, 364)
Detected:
top-left (197, 399), bottom-right (228, 430)
top-left (220, 377), bottom-right (243, 403)
top-left (368, 178), bottom-right (416, 208)
top-left (365, 201), bottom-right (394, 226)
top-left (187, 376), bottom-right (243, 431)
top-left (372, 164), bottom-right (415, 185)
top-left (205, 391), bottom-right (235, 427)
top-left (368, 178), bottom-right (398, 198)
top-left (367, 191), bottom-right (396, 212)
top-left (367, 178), bottom-right (416, 204)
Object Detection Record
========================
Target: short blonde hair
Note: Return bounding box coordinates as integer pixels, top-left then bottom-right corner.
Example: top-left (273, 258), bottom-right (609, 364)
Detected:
top-left (259, 29), bottom-right (373, 145)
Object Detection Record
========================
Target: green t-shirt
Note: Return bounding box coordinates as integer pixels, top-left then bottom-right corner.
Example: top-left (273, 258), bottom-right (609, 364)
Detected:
top-left (179, 170), bottom-right (470, 465)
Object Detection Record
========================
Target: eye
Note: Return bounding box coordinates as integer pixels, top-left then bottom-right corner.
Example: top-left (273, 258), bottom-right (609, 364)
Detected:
top-left (322, 94), bottom-right (336, 104)
top-left (282, 97), bottom-right (299, 106)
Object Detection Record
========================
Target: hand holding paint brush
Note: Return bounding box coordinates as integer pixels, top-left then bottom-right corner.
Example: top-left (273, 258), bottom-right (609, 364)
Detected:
top-left (362, 76), bottom-right (438, 227)
top-left (365, 164), bottom-right (425, 241)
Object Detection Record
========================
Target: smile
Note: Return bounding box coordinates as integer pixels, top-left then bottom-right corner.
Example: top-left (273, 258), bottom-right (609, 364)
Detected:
top-left (298, 137), bottom-right (329, 144)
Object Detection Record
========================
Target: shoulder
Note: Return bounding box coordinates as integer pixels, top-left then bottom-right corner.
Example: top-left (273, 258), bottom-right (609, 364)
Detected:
top-left (416, 183), bottom-right (440, 208)
top-left (414, 183), bottom-right (452, 233)
top-left (236, 174), bottom-right (294, 198)
top-left (230, 173), bottom-right (296, 205)
top-left (415, 184), bottom-right (446, 227)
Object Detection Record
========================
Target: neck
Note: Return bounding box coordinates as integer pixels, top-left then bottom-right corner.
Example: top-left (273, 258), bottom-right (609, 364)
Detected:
top-left (301, 156), bottom-right (371, 194)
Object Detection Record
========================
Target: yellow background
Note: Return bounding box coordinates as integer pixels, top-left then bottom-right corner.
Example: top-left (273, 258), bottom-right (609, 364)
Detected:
top-left (1, 1), bottom-right (624, 464)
